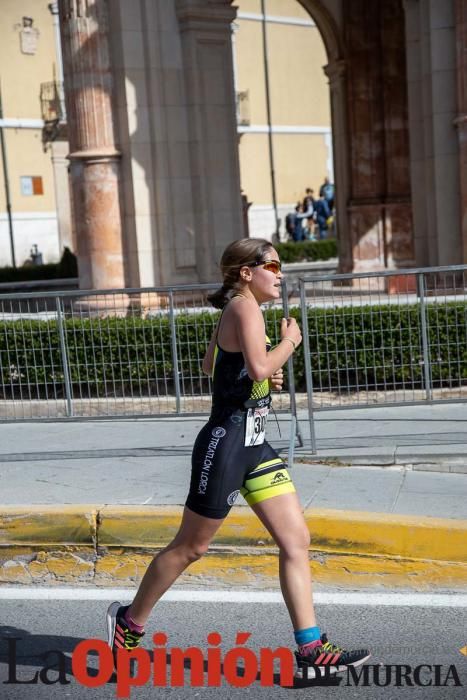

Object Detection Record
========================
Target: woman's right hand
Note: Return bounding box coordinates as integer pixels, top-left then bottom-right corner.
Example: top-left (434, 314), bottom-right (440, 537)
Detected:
top-left (280, 317), bottom-right (302, 349)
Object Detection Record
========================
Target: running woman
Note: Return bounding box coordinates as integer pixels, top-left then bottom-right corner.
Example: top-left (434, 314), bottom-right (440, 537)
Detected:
top-left (107, 238), bottom-right (370, 679)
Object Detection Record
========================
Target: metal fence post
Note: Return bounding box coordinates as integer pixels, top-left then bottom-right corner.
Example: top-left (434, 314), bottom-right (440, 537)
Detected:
top-left (417, 272), bottom-right (433, 401)
top-left (288, 414), bottom-right (297, 467)
top-left (299, 278), bottom-right (317, 454)
top-left (55, 296), bottom-right (73, 417)
top-left (169, 290), bottom-right (182, 414)
top-left (281, 281), bottom-right (303, 467)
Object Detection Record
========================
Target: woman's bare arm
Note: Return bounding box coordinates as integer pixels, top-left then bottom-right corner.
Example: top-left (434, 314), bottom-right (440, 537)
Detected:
top-left (232, 300), bottom-right (301, 381)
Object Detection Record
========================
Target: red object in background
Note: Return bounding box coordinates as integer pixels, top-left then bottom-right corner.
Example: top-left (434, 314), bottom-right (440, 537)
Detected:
top-left (32, 176), bottom-right (43, 195)
top-left (387, 274), bottom-right (417, 295)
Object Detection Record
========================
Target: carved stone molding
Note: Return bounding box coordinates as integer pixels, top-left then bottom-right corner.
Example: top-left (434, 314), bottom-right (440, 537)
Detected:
top-left (324, 59), bottom-right (346, 85)
top-left (60, 0), bottom-right (101, 21)
top-left (68, 147), bottom-right (121, 162)
top-left (175, 0), bottom-right (237, 31)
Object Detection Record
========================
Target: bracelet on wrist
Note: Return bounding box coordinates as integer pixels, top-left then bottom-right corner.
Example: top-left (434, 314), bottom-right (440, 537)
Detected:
top-left (282, 336), bottom-right (296, 350)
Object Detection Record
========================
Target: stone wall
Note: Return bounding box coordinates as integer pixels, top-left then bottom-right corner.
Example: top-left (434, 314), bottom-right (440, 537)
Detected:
top-left (108, 0), bottom-right (244, 287)
top-left (58, 0), bottom-right (465, 287)
top-left (404, 0), bottom-right (461, 266)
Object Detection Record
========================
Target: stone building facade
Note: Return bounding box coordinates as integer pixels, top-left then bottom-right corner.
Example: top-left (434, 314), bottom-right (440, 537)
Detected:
top-left (0, 1), bottom-right (70, 267)
top-left (57, 0), bottom-right (467, 289)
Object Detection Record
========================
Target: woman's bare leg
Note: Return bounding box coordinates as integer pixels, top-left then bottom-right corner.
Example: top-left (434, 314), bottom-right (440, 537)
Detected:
top-left (128, 506), bottom-right (225, 626)
top-left (251, 492), bottom-right (316, 631)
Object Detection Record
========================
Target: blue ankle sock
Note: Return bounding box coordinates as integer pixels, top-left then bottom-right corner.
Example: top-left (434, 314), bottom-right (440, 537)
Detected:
top-left (294, 626), bottom-right (321, 646)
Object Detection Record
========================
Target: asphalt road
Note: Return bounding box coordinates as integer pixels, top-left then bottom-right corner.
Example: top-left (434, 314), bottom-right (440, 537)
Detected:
top-left (0, 590), bottom-right (466, 699)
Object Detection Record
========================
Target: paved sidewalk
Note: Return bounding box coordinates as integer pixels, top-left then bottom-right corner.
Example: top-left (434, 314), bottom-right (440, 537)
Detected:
top-left (0, 402), bottom-right (466, 589)
top-left (0, 403), bottom-right (466, 515)
top-left (296, 403), bottom-right (467, 470)
top-left (0, 419), bottom-right (466, 518)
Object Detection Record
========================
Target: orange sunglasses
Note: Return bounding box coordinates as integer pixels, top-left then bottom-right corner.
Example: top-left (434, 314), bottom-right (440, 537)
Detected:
top-left (248, 259), bottom-right (282, 274)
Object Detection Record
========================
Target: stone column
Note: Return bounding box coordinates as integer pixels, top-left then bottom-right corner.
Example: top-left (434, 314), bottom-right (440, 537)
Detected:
top-left (175, 0), bottom-right (243, 282)
top-left (324, 59), bottom-right (352, 272)
top-left (455, 0), bottom-right (467, 261)
top-left (58, 0), bottom-right (125, 289)
top-left (404, 0), bottom-right (461, 267)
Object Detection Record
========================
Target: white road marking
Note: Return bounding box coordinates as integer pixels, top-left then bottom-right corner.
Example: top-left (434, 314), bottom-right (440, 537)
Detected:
top-left (0, 587), bottom-right (466, 607)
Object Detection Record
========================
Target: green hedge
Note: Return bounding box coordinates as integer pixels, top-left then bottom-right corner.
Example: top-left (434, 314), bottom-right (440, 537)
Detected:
top-left (0, 242), bottom-right (336, 284)
top-left (0, 248), bottom-right (78, 284)
top-left (288, 303), bottom-right (467, 392)
top-left (0, 242), bottom-right (336, 285)
top-left (0, 301), bottom-right (466, 399)
top-left (275, 240), bottom-right (337, 263)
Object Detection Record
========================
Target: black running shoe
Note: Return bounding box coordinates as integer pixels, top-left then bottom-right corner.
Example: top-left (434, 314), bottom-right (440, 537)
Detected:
top-left (295, 633), bottom-right (370, 680)
top-left (106, 602), bottom-right (145, 670)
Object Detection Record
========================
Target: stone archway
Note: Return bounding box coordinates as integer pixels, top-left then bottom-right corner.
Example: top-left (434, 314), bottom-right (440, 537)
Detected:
top-left (297, 0), bottom-right (352, 271)
top-left (59, 0), bottom-right (422, 288)
top-left (298, 0), bottom-right (415, 274)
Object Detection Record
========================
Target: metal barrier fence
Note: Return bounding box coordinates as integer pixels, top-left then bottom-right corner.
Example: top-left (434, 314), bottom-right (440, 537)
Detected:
top-left (300, 264), bottom-right (467, 452)
top-left (0, 282), bottom-right (295, 422)
top-left (2, 264), bottom-right (467, 457)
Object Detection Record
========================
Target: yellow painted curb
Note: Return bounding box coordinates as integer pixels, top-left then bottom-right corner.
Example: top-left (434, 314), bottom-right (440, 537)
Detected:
top-left (98, 505), bottom-right (467, 563)
top-left (98, 505), bottom-right (273, 547)
top-left (1, 505), bottom-right (466, 588)
top-left (304, 508), bottom-right (467, 563)
top-left (0, 505), bottom-right (97, 545)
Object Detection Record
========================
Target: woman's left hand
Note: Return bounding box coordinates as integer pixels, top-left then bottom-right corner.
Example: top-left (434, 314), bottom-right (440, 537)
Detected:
top-left (269, 368), bottom-right (284, 392)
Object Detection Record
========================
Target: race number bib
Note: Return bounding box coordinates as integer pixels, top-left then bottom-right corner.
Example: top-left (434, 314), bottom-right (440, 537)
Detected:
top-left (244, 406), bottom-right (269, 447)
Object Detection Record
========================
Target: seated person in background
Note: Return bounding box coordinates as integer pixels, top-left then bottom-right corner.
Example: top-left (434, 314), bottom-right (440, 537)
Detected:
top-left (302, 188), bottom-right (316, 213)
top-left (314, 194), bottom-right (331, 239)
top-left (293, 201), bottom-right (315, 242)
top-left (319, 176), bottom-right (334, 212)
top-left (304, 215), bottom-right (318, 241)
top-left (285, 208), bottom-right (297, 241)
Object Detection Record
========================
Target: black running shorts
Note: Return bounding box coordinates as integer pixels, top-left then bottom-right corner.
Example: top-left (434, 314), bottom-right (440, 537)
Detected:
top-left (185, 410), bottom-right (295, 519)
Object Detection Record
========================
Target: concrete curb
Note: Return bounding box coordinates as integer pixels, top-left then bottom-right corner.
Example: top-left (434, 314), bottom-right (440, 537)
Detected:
top-left (295, 451), bottom-right (467, 473)
top-left (1, 505), bottom-right (466, 589)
